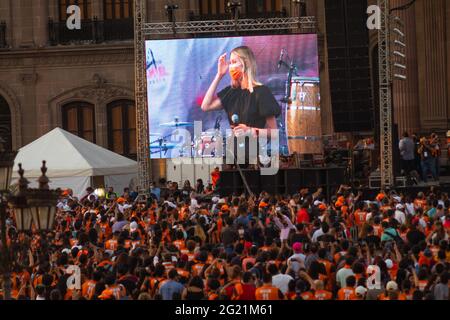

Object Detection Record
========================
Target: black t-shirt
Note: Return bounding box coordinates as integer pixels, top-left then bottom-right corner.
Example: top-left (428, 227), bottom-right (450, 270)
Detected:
top-left (217, 85), bottom-right (281, 129)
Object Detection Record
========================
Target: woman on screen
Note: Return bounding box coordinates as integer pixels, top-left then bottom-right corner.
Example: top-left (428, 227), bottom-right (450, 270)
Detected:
top-left (201, 46), bottom-right (281, 138)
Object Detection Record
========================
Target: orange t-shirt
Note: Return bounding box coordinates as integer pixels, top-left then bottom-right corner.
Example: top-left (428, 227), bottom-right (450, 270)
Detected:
top-left (192, 263), bottom-right (205, 276)
top-left (300, 291), bottom-right (316, 300)
top-left (337, 287), bottom-right (355, 300)
top-left (255, 285), bottom-right (283, 300)
top-left (176, 268), bottom-right (190, 279)
top-left (99, 284), bottom-right (126, 300)
top-left (11, 271), bottom-right (30, 299)
top-left (173, 240), bottom-right (186, 251)
top-left (314, 289), bottom-right (333, 300)
top-left (354, 210), bottom-right (367, 226)
top-left (82, 280), bottom-right (97, 300)
top-left (414, 199), bottom-right (427, 210)
top-left (378, 293), bottom-right (407, 300)
top-left (373, 225), bottom-right (383, 237)
top-left (105, 239), bottom-right (118, 251)
top-left (99, 222), bottom-right (112, 242)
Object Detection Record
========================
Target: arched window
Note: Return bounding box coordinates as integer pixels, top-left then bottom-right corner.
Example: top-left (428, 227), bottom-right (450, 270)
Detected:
top-left (62, 102), bottom-right (96, 143)
top-left (107, 100), bottom-right (136, 159)
top-left (104, 0), bottom-right (133, 20)
top-left (59, 0), bottom-right (92, 21)
top-left (0, 95), bottom-right (12, 151)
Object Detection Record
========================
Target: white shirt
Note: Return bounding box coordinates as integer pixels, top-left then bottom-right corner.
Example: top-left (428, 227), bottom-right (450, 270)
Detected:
top-left (272, 273), bottom-right (294, 294)
top-left (312, 228), bottom-right (325, 242)
top-left (418, 218), bottom-right (427, 230)
top-left (394, 210), bottom-right (406, 225)
top-left (189, 198), bottom-right (200, 214)
top-left (336, 267), bottom-right (355, 288)
top-left (288, 253), bottom-right (306, 273)
top-left (405, 203), bottom-right (415, 216)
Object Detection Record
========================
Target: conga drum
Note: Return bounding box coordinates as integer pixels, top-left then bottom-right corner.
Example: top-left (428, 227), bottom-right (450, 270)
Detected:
top-left (286, 77), bottom-right (322, 154)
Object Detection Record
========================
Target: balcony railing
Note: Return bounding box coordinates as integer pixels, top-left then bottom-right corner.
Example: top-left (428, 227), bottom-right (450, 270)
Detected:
top-left (0, 21), bottom-right (6, 48)
top-left (48, 18), bottom-right (133, 45)
top-left (189, 10), bottom-right (288, 21)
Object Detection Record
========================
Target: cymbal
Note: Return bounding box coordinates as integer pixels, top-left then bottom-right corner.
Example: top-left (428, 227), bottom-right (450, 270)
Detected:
top-left (149, 143), bottom-right (177, 149)
top-left (159, 121), bottom-right (194, 127)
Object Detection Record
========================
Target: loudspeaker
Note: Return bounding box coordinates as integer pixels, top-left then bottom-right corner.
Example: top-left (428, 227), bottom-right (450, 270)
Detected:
top-left (325, 0), bottom-right (374, 133)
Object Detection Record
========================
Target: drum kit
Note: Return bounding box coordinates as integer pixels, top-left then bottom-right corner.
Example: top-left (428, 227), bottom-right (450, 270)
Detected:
top-left (150, 117), bottom-right (222, 158)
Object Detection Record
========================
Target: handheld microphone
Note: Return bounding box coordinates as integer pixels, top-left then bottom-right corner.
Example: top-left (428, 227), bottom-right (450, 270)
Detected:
top-left (277, 49), bottom-right (285, 69)
top-left (231, 114), bottom-right (239, 125)
top-left (214, 115), bottom-right (222, 130)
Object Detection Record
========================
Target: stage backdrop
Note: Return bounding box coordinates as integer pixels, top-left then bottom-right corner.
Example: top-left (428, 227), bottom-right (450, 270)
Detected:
top-left (145, 34), bottom-right (319, 159)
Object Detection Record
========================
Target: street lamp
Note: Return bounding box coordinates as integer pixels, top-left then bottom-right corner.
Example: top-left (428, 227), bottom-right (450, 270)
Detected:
top-left (0, 139), bottom-right (16, 191)
top-left (8, 164), bottom-right (32, 231)
top-left (27, 161), bottom-right (60, 232)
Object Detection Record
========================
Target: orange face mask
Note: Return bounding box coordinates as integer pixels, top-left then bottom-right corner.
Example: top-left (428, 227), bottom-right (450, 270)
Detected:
top-left (229, 65), bottom-right (243, 81)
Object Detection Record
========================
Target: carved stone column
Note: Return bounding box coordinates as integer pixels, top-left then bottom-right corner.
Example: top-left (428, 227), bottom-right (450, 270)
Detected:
top-left (390, 0), bottom-right (420, 136)
top-left (415, 0), bottom-right (447, 131)
top-left (19, 71), bottom-right (38, 144)
top-left (33, 0), bottom-right (49, 47)
top-left (13, 0), bottom-right (35, 47)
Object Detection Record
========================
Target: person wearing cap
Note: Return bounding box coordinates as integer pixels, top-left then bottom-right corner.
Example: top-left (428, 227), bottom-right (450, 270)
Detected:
top-left (353, 286), bottom-right (367, 300)
top-left (378, 281), bottom-right (406, 300)
top-left (287, 242), bottom-right (306, 273)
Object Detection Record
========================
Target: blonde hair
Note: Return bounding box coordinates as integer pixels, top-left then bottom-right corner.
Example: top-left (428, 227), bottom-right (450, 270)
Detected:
top-left (231, 46), bottom-right (262, 93)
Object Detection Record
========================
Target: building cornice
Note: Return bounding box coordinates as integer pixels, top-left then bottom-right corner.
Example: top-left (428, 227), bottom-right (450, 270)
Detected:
top-left (0, 43), bottom-right (135, 68)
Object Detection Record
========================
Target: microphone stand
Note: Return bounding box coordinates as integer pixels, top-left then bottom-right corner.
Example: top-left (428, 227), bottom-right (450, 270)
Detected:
top-left (279, 53), bottom-right (299, 156)
top-left (230, 124), bottom-right (255, 197)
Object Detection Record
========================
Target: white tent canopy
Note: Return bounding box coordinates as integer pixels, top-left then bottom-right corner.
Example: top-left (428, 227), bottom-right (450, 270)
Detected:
top-left (12, 127), bottom-right (138, 197)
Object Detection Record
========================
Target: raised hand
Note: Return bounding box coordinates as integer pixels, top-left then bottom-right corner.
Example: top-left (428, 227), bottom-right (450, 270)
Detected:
top-left (217, 53), bottom-right (229, 78)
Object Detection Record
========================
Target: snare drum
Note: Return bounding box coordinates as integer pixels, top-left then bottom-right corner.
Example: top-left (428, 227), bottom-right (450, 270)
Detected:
top-left (195, 133), bottom-right (219, 158)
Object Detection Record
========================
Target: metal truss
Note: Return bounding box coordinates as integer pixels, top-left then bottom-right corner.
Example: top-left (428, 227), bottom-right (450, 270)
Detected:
top-left (134, 0), bottom-right (151, 196)
top-left (378, 0), bottom-right (394, 188)
top-left (142, 16), bottom-right (317, 35)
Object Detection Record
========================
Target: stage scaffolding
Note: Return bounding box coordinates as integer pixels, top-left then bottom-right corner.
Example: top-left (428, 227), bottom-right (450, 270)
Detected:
top-left (133, 0), bottom-right (317, 195)
top-left (378, 0), bottom-right (394, 189)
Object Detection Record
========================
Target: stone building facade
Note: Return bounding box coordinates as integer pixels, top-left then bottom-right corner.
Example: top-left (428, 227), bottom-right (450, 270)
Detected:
top-left (0, 0), bottom-right (449, 176)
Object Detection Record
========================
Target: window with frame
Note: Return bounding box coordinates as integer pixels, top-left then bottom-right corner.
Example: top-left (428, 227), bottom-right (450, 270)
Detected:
top-left (107, 100), bottom-right (136, 159)
top-left (62, 102), bottom-right (96, 143)
top-left (104, 0), bottom-right (133, 20)
top-left (59, 0), bottom-right (92, 21)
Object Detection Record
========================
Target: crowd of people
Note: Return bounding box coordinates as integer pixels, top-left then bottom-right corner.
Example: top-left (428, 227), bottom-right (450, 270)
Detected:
top-left (1, 180), bottom-right (449, 300)
top-left (399, 132), bottom-right (442, 183)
